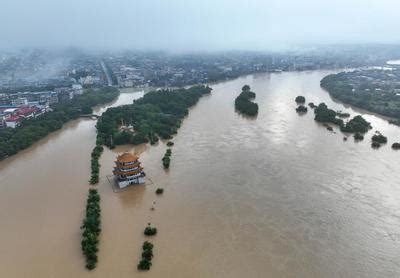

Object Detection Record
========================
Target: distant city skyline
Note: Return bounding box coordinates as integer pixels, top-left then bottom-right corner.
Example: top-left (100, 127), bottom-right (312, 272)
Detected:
top-left (1, 0), bottom-right (400, 51)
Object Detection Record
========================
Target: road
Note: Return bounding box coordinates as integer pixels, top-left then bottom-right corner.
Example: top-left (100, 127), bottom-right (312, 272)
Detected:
top-left (100, 60), bottom-right (113, 86)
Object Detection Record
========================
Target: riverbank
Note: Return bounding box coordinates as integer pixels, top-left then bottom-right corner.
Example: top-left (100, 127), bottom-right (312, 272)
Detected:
top-left (0, 87), bottom-right (119, 161)
top-left (320, 68), bottom-right (400, 121)
top-left (1, 71), bottom-right (400, 277)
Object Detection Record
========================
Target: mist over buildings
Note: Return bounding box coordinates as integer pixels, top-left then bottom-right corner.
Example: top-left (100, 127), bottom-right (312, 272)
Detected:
top-left (1, 0), bottom-right (400, 52)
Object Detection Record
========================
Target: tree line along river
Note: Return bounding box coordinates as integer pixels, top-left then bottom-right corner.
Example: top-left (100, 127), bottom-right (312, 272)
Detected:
top-left (1, 70), bottom-right (400, 277)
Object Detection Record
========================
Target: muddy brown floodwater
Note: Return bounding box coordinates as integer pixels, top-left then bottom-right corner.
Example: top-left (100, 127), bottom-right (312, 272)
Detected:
top-left (1, 71), bottom-right (400, 278)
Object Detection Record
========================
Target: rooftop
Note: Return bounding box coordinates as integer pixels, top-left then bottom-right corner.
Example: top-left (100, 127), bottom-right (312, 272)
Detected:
top-left (116, 152), bottom-right (139, 163)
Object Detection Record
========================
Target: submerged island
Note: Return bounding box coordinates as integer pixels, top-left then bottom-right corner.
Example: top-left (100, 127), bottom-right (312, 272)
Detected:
top-left (295, 96), bottom-right (307, 113)
top-left (234, 85), bottom-right (259, 116)
top-left (96, 85), bottom-right (212, 148)
top-left (313, 102), bottom-right (371, 133)
top-left (371, 132), bottom-right (388, 148)
top-left (296, 105), bottom-right (308, 113)
top-left (295, 96), bottom-right (306, 104)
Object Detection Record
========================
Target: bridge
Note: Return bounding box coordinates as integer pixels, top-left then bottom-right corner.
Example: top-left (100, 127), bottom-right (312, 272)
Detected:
top-left (80, 114), bottom-right (100, 119)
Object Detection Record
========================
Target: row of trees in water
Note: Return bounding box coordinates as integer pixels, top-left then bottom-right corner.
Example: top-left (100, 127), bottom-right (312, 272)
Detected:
top-left (296, 95), bottom-right (372, 134)
top-left (0, 87), bottom-right (119, 160)
top-left (83, 87), bottom-right (211, 271)
top-left (162, 148), bottom-right (172, 169)
top-left (295, 96), bottom-right (308, 113)
top-left (81, 189), bottom-right (101, 270)
top-left (96, 85), bottom-right (212, 148)
top-left (234, 85), bottom-right (258, 116)
top-left (312, 102), bottom-right (372, 133)
top-left (137, 241), bottom-right (155, 270)
top-left (299, 97), bottom-right (400, 149)
top-left (90, 145), bottom-right (104, 184)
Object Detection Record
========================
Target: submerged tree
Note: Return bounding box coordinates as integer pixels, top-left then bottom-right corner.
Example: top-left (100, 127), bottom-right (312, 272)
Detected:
top-left (235, 85), bottom-right (258, 116)
top-left (295, 96), bottom-right (306, 104)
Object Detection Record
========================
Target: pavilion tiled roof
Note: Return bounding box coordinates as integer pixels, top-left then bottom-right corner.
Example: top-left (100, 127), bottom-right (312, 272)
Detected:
top-left (116, 152), bottom-right (139, 163)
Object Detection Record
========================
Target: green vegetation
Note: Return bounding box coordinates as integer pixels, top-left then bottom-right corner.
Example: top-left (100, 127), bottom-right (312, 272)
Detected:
top-left (392, 142), bottom-right (400, 150)
top-left (162, 148), bottom-right (172, 169)
top-left (144, 224), bottom-right (158, 236)
top-left (242, 85), bottom-right (250, 91)
top-left (81, 189), bottom-right (101, 270)
top-left (137, 259), bottom-right (152, 270)
top-left (308, 102), bottom-right (316, 109)
top-left (295, 96), bottom-right (306, 104)
top-left (296, 105), bottom-right (308, 113)
top-left (371, 141), bottom-right (381, 148)
top-left (389, 119), bottom-right (400, 126)
top-left (166, 141), bottom-right (174, 147)
top-left (372, 132), bottom-right (388, 144)
top-left (162, 157), bottom-right (170, 169)
top-left (96, 85), bottom-right (211, 148)
top-left (321, 70), bottom-right (400, 120)
top-left (234, 85), bottom-right (258, 116)
top-left (314, 103), bottom-right (344, 126)
top-left (313, 103), bottom-right (371, 134)
top-left (142, 241), bottom-right (154, 250)
top-left (137, 241), bottom-right (154, 271)
top-left (340, 115), bottom-right (371, 133)
top-left (90, 145), bottom-right (103, 184)
top-left (142, 248), bottom-right (154, 261)
top-left (155, 188), bottom-right (164, 195)
top-left (354, 132), bottom-right (364, 141)
top-left (371, 132), bottom-right (387, 148)
top-left (0, 87), bottom-right (119, 160)
top-left (149, 133), bottom-right (159, 145)
top-left (336, 111), bottom-right (350, 118)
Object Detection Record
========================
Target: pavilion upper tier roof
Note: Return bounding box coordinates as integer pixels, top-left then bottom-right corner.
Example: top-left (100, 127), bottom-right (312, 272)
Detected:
top-left (116, 152), bottom-right (139, 163)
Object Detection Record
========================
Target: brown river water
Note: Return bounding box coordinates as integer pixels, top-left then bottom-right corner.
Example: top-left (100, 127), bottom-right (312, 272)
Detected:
top-left (1, 70), bottom-right (400, 278)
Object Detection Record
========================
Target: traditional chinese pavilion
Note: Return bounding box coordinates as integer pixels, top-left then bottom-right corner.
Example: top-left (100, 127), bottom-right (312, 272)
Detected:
top-left (113, 152), bottom-right (145, 188)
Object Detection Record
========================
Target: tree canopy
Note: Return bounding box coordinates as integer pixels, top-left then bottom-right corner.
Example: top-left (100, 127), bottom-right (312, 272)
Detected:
top-left (96, 85), bottom-right (212, 147)
top-left (0, 87), bottom-right (119, 160)
top-left (234, 85), bottom-right (258, 116)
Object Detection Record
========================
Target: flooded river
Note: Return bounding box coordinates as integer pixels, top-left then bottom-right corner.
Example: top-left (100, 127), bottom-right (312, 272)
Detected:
top-left (1, 71), bottom-right (400, 277)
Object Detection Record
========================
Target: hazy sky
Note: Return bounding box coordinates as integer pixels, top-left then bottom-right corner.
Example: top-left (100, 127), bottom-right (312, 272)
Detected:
top-left (1, 0), bottom-right (400, 51)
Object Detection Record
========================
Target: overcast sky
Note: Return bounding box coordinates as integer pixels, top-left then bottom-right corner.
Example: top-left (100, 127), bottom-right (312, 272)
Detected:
top-left (1, 0), bottom-right (400, 51)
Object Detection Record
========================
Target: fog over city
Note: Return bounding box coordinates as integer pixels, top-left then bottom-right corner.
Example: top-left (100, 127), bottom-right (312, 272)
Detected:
top-left (1, 0), bottom-right (400, 51)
